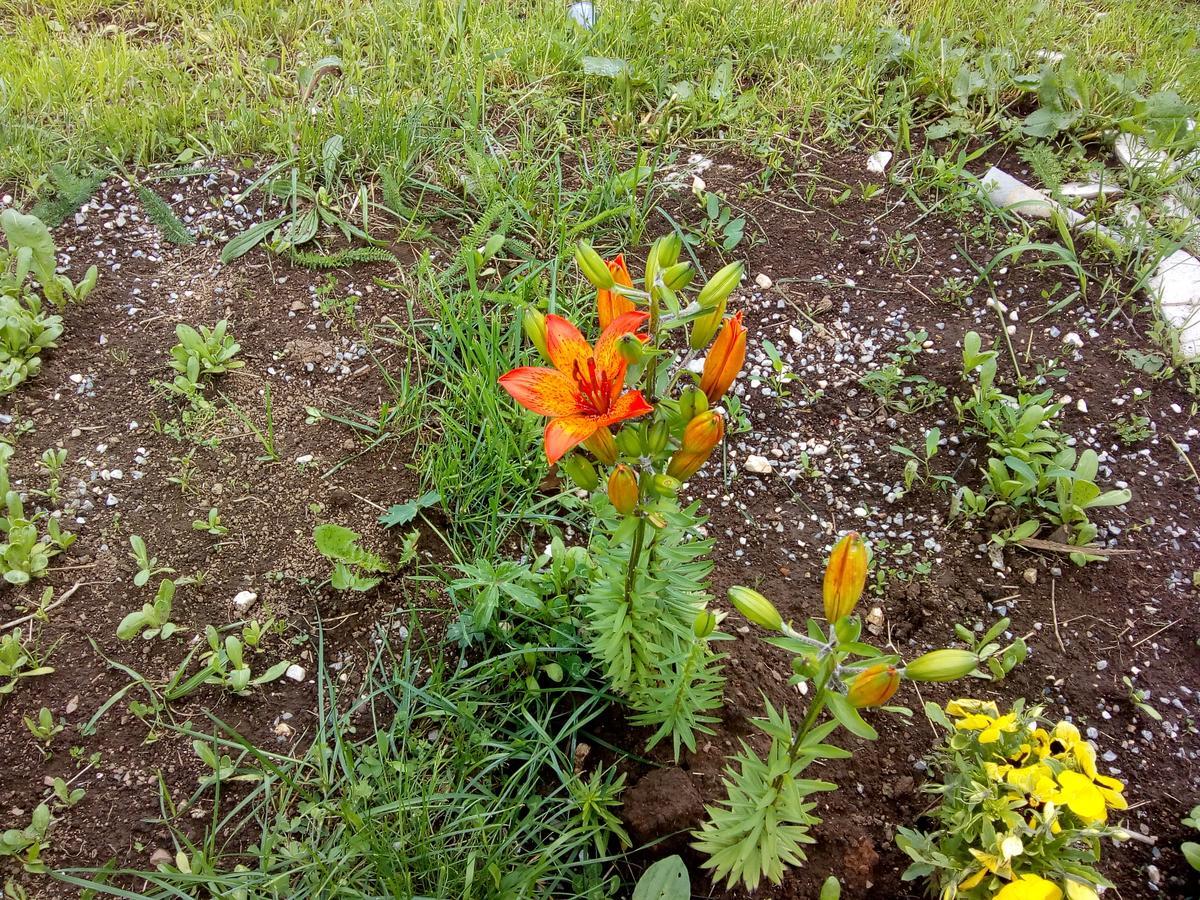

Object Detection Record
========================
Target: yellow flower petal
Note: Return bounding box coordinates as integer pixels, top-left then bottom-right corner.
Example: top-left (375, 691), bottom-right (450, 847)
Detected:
top-left (1056, 770), bottom-right (1107, 823)
top-left (1064, 880), bottom-right (1099, 900)
top-left (994, 873), bottom-right (1063, 900)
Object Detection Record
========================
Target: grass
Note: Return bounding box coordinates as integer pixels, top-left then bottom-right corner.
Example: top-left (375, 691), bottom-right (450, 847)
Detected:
top-left (55, 628), bottom-right (625, 899)
top-left (3, 0), bottom-right (1199, 190)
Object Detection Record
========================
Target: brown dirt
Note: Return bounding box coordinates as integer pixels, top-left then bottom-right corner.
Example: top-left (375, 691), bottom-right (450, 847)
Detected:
top-left (2, 144), bottom-right (1199, 900)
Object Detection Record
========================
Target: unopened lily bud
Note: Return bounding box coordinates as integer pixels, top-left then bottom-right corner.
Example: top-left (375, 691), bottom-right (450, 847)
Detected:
top-left (689, 294), bottom-right (728, 350)
top-left (693, 609), bottom-right (717, 639)
top-left (728, 586), bottom-right (782, 631)
top-left (522, 307), bottom-right (549, 360)
top-left (697, 261), bottom-right (744, 311)
top-left (667, 411), bottom-right (724, 480)
top-left (690, 264), bottom-right (742, 349)
top-left (651, 473), bottom-right (680, 496)
top-left (617, 332), bottom-right (644, 366)
top-left (597, 254), bottom-right (635, 329)
top-left (903, 649), bottom-right (979, 683)
top-left (560, 454), bottom-right (598, 491)
top-left (608, 464), bottom-right (639, 515)
top-left (699, 312), bottom-right (747, 403)
top-left (615, 427), bottom-right (642, 458)
top-left (645, 234), bottom-right (681, 293)
top-left (662, 261), bottom-right (694, 292)
top-left (823, 532), bottom-right (868, 623)
top-left (575, 241), bottom-right (614, 290)
top-left (582, 427), bottom-right (618, 465)
top-left (646, 420), bottom-right (670, 455)
top-left (680, 410), bottom-right (724, 455)
top-left (676, 385), bottom-right (708, 425)
top-left (847, 664), bottom-right (900, 708)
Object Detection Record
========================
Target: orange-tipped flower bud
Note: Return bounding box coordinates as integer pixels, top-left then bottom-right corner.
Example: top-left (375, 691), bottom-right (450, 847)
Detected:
top-left (728, 586), bottom-right (783, 631)
top-left (903, 649), bottom-right (979, 683)
top-left (847, 664), bottom-right (900, 708)
top-left (667, 411), bottom-right (724, 480)
top-left (699, 312), bottom-right (747, 404)
top-left (616, 332), bottom-right (644, 366)
top-left (583, 427), bottom-right (618, 465)
top-left (823, 532), bottom-right (868, 623)
top-left (608, 464), bottom-right (639, 515)
top-left (597, 254), bottom-right (635, 329)
top-left (522, 307), bottom-right (549, 360)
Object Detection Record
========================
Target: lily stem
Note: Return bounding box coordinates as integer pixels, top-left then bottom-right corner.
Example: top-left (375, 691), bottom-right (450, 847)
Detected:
top-left (623, 515), bottom-right (647, 606)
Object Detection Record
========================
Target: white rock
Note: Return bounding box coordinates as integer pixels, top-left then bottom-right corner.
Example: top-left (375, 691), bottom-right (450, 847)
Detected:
top-left (233, 590), bottom-right (258, 610)
top-left (567, 0), bottom-right (595, 28)
top-left (295, 454), bottom-right (314, 465)
top-left (1148, 249), bottom-right (1200, 360)
top-left (755, 272), bottom-right (773, 289)
top-left (1076, 399), bottom-right (1088, 413)
top-left (285, 664), bottom-right (306, 682)
top-left (1063, 332), bottom-right (1084, 348)
top-left (744, 455), bottom-right (774, 475)
top-left (866, 151), bottom-right (893, 174)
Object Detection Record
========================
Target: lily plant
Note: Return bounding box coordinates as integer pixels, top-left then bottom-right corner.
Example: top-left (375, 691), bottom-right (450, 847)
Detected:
top-left (499, 237), bottom-right (746, 759)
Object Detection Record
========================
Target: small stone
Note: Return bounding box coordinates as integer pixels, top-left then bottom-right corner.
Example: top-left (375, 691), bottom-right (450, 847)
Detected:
top-left (285, 664), bottom-right (306, 682)
top-left (295, 454), bottom-right (314, 465)
top-left (1022, 567), bottom-right (1037, 585)
top-left (866, 150), bottom-right (893, 174)
top-left (755, 272), bottom-right (773, 290)
top-left (149, 848), bottom-right (173, 867)
top-left (232, 590), bottom-right (258, 610)
top-left (744, 455), bottom-right (774, 475)
top-left (1076, 399), bottom-right (1088, 413)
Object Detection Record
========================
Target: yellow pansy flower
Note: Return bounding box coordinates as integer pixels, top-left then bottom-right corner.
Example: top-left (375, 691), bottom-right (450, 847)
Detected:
top-left (993, 873), bottom-right (1063, 900)
top-left (1093, 772), bottom-right (1127, 811)
top-left (957, 711), bottom-right (1019, 744)
top-left (1054, 770), bottom-right (1108, 823)
top-left (947, 698), bottom-right (999, 719)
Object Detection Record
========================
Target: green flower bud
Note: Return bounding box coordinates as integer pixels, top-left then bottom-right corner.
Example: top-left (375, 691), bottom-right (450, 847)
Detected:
top-left (560, 454), bottom-right (599, 491)
top-left (693, 610), bottom-right (717, 639)
top-left (728, 586), bottom-right (782, 631)
top-left (575, 241), bottom-right (614, 289)
top-left (903, 649), bottom-right (979, 682)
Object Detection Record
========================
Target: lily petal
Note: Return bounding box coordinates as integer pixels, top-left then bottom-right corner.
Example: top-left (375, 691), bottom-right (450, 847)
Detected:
top-left (596, 389), bottom-right (653, 427)
top-left (544, 415), bottom-right (600, 464)
top-left (545, 315), bottom-right (593, 379)
top-left (594, 310), bottom-right (650, 375)
top-left (597, 254), bottom-right (635, 329)
top-left (499, 367), bottom-right (585, 417)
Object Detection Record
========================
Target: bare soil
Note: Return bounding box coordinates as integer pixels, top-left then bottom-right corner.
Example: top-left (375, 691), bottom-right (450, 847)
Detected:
top-left (2, 146), bottom-right (1199, 899)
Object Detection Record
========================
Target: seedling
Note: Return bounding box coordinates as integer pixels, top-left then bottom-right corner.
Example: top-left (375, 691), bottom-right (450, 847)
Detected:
top-left (760, 339), bottom-right (797, 397)
top-left (1123, 675), bottom-right (1162, 722)
top-left (32, 448), bottom-right (67, 505)
top-left (0, 629), bottom-right (54, 694)
top-left (116, 579), bottom-right (179, 640)
top-left (167, 320), bottom-right (243, 395)
top-left (49, 778), bottom-right (84, 810)
top-left (23, 706), bottom-right (63, 746)
top-left (192, 507), bottom-right (228, 536)
top-left (953, 617), bottom-right (1028, 681)
top-left (192, 739), bottom-right (263, 788)
top-left (313, 523), bottom-right (393, 591)
top-left (129, 535), bottom-right (174, 587)
top-left (892, 427), bottom-right (942, 491)
top-left (200, 627), bottom-right (290, 696)
top-left (0, 802), bottom-right (51, 872)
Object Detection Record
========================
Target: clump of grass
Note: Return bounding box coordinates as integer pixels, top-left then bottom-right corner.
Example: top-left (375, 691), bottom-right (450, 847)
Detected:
top-left (56, 631), bottom-right (624, 899)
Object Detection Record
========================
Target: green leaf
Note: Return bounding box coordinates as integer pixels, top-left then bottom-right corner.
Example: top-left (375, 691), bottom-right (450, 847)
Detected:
top-left (632, 855), bottom-right (690, 900)
top-left (825, 692), bottom-right (878, 740)
top-left (379, 490), bottom-right (441, 528)
top-left (819, 876), bottom-right (842, 900)
top-left (1182, 842), bottom-right (1200, 871)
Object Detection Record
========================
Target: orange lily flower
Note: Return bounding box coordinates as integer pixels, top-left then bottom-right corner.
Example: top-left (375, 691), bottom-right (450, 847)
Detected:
top-left (597, 254), bottom-right (635, 329)
top-left (499, 311), bottom-right (653, 464)
top-left (699, 311), bottom-right (747, 404)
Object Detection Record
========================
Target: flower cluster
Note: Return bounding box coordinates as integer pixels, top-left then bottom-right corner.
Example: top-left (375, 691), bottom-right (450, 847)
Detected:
top-left (898, 699), bottom-right (1130, 900)
top-left (498, 238), bottom-right (748, 760)
top-left (695, 534), bottom-right (981, 890)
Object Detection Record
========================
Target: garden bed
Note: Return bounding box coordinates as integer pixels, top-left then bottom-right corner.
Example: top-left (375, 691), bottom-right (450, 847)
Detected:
top-left (1, 145), bottom-right (1199, 898)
